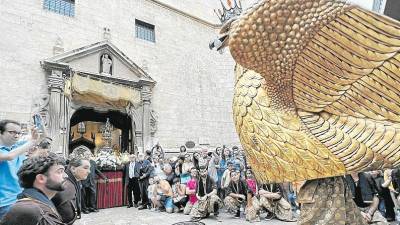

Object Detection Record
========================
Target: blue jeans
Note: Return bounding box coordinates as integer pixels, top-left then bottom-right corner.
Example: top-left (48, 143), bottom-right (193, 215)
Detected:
top-left (288, 192), bottom-right (298, 210)
top-left (378, 199), bottom-right (386, 217)
top-left (0, 204), bottom-right (12, 220)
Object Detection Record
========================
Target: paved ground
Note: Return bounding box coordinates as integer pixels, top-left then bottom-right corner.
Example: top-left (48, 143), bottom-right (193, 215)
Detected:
top-left (76, 207), bottom-right (296, 225)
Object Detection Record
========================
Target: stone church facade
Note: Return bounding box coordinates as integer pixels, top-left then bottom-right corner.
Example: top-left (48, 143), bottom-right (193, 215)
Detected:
top-left (0, 0), bottom-right (248, 155)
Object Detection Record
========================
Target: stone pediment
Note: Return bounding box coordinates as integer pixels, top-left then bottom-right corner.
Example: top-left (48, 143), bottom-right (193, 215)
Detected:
top-left (42, 40), bottom-right (154, 84)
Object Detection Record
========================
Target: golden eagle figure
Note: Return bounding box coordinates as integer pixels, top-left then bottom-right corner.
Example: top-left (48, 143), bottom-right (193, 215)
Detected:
top-left (213, 0), bottom-right (400, 183)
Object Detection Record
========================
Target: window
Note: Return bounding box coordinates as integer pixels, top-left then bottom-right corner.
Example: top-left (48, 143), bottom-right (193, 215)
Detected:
top-left (43, 0), bottom-right (75, 17)
top-left (135, 19), bottom-right (155, 43)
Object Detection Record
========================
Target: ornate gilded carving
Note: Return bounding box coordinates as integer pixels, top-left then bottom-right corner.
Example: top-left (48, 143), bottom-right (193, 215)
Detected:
top-left (214, 0), bottom-right (400, 183)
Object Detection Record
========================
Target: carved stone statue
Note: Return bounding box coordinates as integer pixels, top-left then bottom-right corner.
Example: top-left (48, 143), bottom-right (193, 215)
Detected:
top-left (100, 53), bottom-right (112, 75)
top-left (150, 109), bottom-right (158, 136)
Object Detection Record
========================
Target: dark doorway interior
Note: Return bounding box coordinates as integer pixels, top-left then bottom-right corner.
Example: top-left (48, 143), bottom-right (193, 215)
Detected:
top-left (69, 108), bottom-right (132, 154)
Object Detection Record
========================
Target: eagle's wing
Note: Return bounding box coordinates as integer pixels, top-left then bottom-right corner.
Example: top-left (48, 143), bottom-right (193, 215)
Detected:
top-left (293, 7), bottom-right (400, 171)
top-left (234, 65), bottom-right (345, 183)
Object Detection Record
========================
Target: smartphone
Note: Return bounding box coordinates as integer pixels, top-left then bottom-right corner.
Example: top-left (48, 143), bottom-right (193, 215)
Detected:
top-left (33, 114), bottom-right (44, 133)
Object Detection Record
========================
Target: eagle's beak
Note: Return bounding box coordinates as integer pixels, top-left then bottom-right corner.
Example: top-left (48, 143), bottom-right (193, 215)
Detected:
top-left (209, 17), bottom-right (237, 52)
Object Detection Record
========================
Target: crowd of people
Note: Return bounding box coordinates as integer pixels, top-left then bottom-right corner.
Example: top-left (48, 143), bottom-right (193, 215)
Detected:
top-left (124, 145), bottom-right (300, 223)
top-left (0, 119), bottom-right (400, 225)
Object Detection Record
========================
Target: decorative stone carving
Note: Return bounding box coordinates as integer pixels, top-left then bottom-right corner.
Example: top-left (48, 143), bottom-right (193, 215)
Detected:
top-left (100, 53), bottom-right (113, 75)
top-left (48, 70), bottom-right (65, 90)
top-left (53, 37), bottom-right (64, 55)
top-left (141, 86), bottom-right (152, 102)
top-left (103, 27), bottom-right (111, 40)
top-left (150, 109), bottom-right (158, 136)
top-left (32, 86), bottom-right (50, 127)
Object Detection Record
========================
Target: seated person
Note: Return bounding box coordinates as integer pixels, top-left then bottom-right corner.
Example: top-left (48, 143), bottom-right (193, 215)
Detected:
top-left (346, 172), bottom-right (389, 225)
top-left (259, 182), bottom-right (296, 221)
top-left (388, 169), bottom-right (400, 212)
top-left (190, 166), bottom-right (223, 221)
top-left (184, 167), bottom-right (198, 215)
top-left (369, 170), bottom-right (395, 222)
top-left (154, 176), bottom-right (175, 213)
top-left (172, 178), bottom-right (187, 212)
top-left (224, 170), bottom-right (247, 218)
top-left (245, 169), bottom-right (261, 222)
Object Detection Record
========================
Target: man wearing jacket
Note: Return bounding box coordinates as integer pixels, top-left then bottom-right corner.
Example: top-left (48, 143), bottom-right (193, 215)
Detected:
top-left (81, 157), bottom-right (108, 214)
top-left (346, 172), bottom-right (389, 225)
top-left (52, 157), bottom-right (90, 225)
top-left (138, 153), bottom-right (153, 210)
top-left (0, 153), bottom-right (67, 225)
top-left (124, 154), bottom-right (141, 208)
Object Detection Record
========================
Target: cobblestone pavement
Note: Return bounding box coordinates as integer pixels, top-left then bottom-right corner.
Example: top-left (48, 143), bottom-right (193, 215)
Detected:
top-left (76, 207), bottom-right (296, 225)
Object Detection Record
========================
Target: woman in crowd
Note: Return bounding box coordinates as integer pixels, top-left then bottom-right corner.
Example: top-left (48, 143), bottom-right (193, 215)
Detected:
top-left (218, 147), bottom-right (232, 198)
top-left (215, 147), bottom-right (222, 157)
top-left (176, 153), bottom-right (193, 184)
top-left (192, 151), bottom-right (200, 169)
top-left (245, 169), bottom-right (261, 222)
top-left (179, 145), bottom-right (187, 156)
top-left (208, 153), bottom-right (220, 185)
top-left (184, 167), bottom-right (198, 215)
top-left (172, 178), bottom-right (188, 212)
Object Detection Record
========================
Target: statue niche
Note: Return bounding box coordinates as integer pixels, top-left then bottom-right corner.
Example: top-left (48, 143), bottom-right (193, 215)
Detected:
top-left (100, 53), bottom-right (113, 75)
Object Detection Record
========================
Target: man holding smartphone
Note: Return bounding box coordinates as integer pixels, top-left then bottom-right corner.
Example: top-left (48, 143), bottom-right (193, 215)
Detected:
top-left (0, 119), bottom-right (43, 219)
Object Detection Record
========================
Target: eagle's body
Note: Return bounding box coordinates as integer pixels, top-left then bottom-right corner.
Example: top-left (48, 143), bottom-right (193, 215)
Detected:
top-left (226, 0), bottom-right (400, 183)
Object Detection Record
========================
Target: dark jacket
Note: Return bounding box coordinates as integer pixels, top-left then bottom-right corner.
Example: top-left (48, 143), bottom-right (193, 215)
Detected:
top-left (0, 188), bottom-right (64, 225)
top-left (346, 173), bottom-right (377, 204)
top-left (260, 183), bottom-right (284, 201)
top-left (226, 179), bottom-right (248, 198)
top-left (139, 159), bottom-right (153, 180)
top-left (82, 159), bottom-right (106, 188)
top-left (124, 161), bottom-right (141, 183)
top-left (197, 175), bottom-right (217, 197)
top-left (52, 169), bottom-right (81, 225)
top-left (392, 168), bottom-right (400, 193)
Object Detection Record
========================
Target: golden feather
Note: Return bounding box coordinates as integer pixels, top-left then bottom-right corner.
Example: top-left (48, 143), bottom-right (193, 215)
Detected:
top-left (225, 0), bottom-right (400, 182)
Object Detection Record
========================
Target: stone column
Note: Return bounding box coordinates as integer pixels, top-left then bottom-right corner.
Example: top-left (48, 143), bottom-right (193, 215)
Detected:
top-left (141, 86), bottom-right (152, 152)
top-left (48, 70), bottom-right (65, 155)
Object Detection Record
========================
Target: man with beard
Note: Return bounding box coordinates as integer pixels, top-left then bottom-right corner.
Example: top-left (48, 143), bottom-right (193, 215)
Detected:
top-left (52, 157), bottom-right (90, 225)
top-left (0, 153), bottom-right (67, 225)
top-left (190, 165), bottom-right (223, 222)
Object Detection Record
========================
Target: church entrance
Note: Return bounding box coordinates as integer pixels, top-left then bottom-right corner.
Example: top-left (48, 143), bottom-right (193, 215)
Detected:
top-left (69, 108), bottom-right (133, 155)
top-left (40, 40), bottom-right (156, 157)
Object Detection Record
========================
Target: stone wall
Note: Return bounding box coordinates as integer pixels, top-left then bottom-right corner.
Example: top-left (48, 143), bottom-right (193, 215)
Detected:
top-left (0, 0), bottom-right (241, 149)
